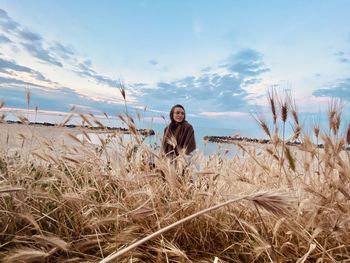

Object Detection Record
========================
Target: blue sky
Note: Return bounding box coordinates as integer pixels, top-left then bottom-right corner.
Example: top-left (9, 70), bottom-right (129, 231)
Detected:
top-left (0, 0), bottom-right (350, 133)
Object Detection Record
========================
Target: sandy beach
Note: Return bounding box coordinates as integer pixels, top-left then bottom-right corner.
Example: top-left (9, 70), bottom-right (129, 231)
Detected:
top-left (0, 123), bottom-right (102, 155)
top-left (0, 122), bottom-right (294, 155)
top-left (1, 122), bottom-right (350, 262)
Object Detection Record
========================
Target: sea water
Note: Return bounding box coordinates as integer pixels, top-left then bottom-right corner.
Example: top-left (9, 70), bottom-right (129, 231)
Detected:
top-left (2, 110), bottom-right (261, 156)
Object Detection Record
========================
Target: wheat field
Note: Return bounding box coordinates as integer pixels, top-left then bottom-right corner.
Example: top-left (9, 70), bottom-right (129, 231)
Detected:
top-left (0, 93), bottom-right (350, 262)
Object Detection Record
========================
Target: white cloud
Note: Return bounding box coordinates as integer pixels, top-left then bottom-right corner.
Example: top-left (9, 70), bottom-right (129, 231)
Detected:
top-left (199, 111), bottom-right (248, 118)
top-left (1, 107), bottom-right (70, 116)
top-left (141, 116), bottom-right (166, 124)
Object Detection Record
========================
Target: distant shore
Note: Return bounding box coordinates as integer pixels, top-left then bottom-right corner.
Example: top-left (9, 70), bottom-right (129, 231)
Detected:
top-left (5, 120), bottom-right (155, 136)
top-left (203, 135), bottom-right (350, 151)
top-left (0, 121), bottom-right (156, 156)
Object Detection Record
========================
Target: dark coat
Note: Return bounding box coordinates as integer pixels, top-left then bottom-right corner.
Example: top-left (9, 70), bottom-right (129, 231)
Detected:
top-left (161, 121), bottom-right (196, 156)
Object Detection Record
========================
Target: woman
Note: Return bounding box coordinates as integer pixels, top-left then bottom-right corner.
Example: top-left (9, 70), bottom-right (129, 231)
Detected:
top-left (161, 104), bottom-right (196, 157)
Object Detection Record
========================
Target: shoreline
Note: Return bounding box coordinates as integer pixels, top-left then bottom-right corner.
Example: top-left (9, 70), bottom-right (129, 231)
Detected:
top-left (203, 135), bottom-right (350, 151)
top-left (4, 121), bottom-right (348, 153)
top-left (5, 120), bottom-right (155, 136)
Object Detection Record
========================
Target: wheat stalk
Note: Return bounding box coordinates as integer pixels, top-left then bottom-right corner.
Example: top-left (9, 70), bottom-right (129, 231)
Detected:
top-left (251, 110), bottom-right (271, 138)
top-left (268, 87), bottom-right (277, 125)
top-left (4, 248), bottom-right (50, 263)
top-left (100, 191), bottom-right (290, 262)
top-left (0, 186), bottom-right (25, 194)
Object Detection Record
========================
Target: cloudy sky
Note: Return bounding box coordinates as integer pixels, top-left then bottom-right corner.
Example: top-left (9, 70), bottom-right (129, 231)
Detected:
top-left (0, 0), bottom-right (350, 132)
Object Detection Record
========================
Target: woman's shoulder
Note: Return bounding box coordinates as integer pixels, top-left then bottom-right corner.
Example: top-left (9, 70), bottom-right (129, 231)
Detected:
top-left (182, 121), bottom-right (193, 129)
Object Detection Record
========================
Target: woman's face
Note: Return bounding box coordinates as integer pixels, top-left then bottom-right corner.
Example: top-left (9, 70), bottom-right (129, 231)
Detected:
top-left (173, 107), bottom-right (185, 123)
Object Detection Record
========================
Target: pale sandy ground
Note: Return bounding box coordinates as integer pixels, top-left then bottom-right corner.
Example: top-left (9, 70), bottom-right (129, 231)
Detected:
top-left (0, 123), bottom-right (137, 170)
top-left (0, 123), bottom-right (290, 194)
top-left (3, 123), bottom-right (343, 209)
top-left (0, 123), bottom-right (99, 155)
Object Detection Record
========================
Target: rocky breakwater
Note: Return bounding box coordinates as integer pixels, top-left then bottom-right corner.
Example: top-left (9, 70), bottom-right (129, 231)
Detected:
top-left (203, 135), bottom-right (350, 151)
top-left (203, 135), bottom-right (271, 144)
top-left (5, 120), bottom-right (155, 136)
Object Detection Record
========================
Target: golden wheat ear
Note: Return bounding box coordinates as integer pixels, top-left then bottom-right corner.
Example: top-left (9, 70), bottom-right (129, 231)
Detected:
top-left (0, 102), bottom-right (5, 123)
top-left (119, 81), bottom-right (126, 100)
top-left (280, 96), bottom-right (289, 124)
top-left (328, 98), bottom-right (343, 135)
top-left (100, 191), bottom-right (290, 262)
top-left (25, 85), bottom-right (31, 105)
top-left (4, 248), bottom-right (50, 263)
top-left (244, 191), bottom-right (291, 216)
top-left (267, 87), bottom-right (277, 125)
top-left (251, 110), bottom-right (271, 138)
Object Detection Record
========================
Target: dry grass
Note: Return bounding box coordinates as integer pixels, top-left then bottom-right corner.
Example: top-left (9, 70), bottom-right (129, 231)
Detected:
top-left (1, 93), bottom-right (350, 262)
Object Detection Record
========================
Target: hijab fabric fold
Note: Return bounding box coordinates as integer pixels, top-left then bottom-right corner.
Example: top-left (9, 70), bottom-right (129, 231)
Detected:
top-left (161, 120), bottom-right (196, 157)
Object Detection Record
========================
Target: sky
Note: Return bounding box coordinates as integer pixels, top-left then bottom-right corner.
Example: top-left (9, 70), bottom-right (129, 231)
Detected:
top-left (0, 0), bottom-right (350, 134)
